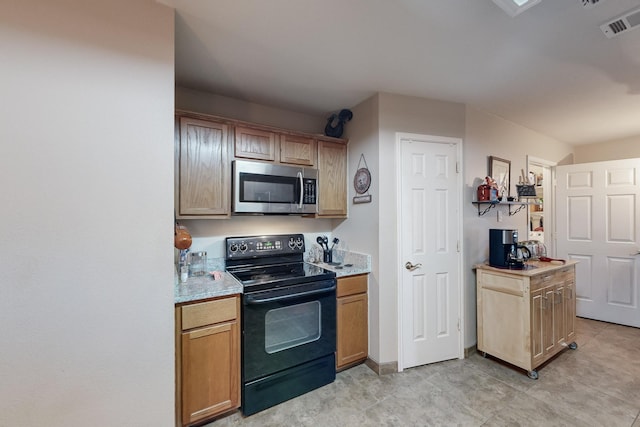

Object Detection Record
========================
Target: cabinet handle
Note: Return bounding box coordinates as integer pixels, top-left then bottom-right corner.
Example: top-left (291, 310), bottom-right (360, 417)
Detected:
top-left (555, 290), bottom-right (563, 304)
top-left (542, 295), bottom-right (548, 310)
top-left (297, 171), bottom-right (304, 209)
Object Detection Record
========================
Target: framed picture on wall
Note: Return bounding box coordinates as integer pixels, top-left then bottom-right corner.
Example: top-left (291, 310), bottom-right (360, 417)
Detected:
top-left (489, 156), bottom-right (511, 198)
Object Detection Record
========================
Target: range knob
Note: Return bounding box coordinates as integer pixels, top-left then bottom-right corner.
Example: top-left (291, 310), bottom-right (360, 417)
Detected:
top-left (239, 242), bottom-right (248, 252)
top-left (229, 243), bottom-right (239, 253)
top-left (288, 238), bottom-right (296, 249)
top-left (295, 237), bottom-right (303, 249)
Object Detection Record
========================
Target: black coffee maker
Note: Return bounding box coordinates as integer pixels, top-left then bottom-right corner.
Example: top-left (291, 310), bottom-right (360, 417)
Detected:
top-left (489, 229), bottom-right (528, 269)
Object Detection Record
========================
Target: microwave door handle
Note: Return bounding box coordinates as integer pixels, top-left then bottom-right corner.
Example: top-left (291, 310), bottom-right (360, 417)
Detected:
top-left (297, 171), bottom-right (303, 209)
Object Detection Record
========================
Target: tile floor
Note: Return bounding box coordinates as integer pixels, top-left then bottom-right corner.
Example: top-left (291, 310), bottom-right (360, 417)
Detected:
top-left (208, 318), bottom-right (640, 426)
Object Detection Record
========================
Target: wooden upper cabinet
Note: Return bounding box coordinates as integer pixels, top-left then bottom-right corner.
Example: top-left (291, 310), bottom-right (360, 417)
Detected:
top-left (177, 117), bottom-right (230, 217)
top-left (317, 139), bottom-right (347, 217)
top-left (234, 126), bottom-right (276, 161)
top-left (280, 134), bottom-right (316, 166)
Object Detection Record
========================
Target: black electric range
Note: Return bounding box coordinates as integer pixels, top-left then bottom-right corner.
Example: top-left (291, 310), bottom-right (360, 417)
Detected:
top-left (225, 234), bottom-right (336, 292)
top-left (225, 233), bottom-right (337, 416)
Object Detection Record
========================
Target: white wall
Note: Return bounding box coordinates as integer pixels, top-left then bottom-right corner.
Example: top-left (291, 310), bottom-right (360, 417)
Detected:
top-left (336, 93), bottom-right (466, 365)
top-left (339, 95), bottom-right (575, 364)
top-left (377, 93), bottom-right (466, 364)
top-left (334, 94), bottom-right (381, 362)
top-left (574, 135), bottom-right (640, 164)
top-left (176, 86), bottom-right (324, 134)
top-left (463, 106), bottom-right (574, 347)
top-left (0, 1), bottom-right (175, 426)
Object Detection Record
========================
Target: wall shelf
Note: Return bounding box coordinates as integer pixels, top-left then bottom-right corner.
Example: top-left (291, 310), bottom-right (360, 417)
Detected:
top-left (472, 201), bottom-right (535, 216)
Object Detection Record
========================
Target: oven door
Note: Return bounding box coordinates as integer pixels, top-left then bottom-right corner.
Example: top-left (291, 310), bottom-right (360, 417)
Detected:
top-left (242, 279), bottom-right (336, 383)
top-left (233, 160), bottom-right (317, 214)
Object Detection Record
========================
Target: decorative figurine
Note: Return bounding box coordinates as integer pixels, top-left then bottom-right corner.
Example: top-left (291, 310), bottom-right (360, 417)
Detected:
top-left (324, 109), bottom-right (353, 138)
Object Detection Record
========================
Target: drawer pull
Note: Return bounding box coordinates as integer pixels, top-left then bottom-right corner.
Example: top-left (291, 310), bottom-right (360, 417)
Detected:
top-left (555, 290), bottom-right (563, 304)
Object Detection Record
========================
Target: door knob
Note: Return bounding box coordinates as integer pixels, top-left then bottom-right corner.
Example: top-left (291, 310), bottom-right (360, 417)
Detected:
top-left (405, 262), bottom-right (422, 271)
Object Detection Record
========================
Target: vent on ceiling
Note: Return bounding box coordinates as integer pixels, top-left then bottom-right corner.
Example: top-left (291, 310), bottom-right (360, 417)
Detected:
top-left (580, 0), bottom-right (603, 9)
top-left (600, 7), bottom-right (640, 38)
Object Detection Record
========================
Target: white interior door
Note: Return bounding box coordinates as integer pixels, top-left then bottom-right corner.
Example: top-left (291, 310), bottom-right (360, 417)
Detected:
top-left (399, 135), bottom-right (462, 370)
top-left (556, 159), bottom-right (640, 327)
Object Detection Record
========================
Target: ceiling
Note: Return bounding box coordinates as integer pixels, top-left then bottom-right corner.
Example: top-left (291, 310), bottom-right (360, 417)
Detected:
top-left (163, 0), bottom-right (640, 145)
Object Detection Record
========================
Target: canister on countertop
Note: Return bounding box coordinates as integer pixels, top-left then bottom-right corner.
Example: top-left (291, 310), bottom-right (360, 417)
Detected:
top-left (189, 251), bottom-right (207, 276)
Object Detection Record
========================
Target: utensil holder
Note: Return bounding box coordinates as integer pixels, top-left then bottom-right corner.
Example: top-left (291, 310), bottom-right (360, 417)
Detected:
top-left (323, 250), bottom-right (332, 263)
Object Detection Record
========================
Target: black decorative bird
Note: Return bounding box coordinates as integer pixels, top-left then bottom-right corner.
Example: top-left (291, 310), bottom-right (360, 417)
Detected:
top-left (324, 109), bottom-right (353, 138)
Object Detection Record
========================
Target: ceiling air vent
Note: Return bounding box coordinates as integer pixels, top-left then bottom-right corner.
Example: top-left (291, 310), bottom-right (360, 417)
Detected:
top-left (580, 0), bottom-right (603, 9)
top-left (601, 7), bottom-right (640, 38)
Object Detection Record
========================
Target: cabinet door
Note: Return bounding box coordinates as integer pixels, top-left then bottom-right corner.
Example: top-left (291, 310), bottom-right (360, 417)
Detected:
top-left (336, 292), bottom-right (368, 369)
top-left (565, 280), bottom-right (576, 342)
top-left (543, 285), bottom-right (556, 355)
top-left (234, 126), bottom-right (276, 161)
top-left (317, 140), bottom-right (347, 217)
top-left (531, 287), bottom-right (544, 364)
top-left (178, 117), bottom-right (230, 216)
top-left (554, 284), bottom-right (566, 345)
top-left (181, 320), bottom-right (240, 426)
top-left (280, 134), bottom-right (316, 166)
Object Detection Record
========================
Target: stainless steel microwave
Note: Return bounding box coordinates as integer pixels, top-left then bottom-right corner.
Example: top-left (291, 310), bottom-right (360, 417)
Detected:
top-left (232, 160), bottom-right (318, 214)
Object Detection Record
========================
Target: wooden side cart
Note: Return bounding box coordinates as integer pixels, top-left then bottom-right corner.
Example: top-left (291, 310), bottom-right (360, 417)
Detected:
top-left (475, 261), bottom-right (578, 379)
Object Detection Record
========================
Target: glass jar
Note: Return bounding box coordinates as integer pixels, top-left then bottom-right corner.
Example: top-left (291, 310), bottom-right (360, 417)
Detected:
top-left (189, 251), bottom-right (207, 277)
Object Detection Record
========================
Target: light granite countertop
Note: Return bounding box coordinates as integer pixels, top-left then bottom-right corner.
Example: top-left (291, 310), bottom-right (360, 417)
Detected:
top-left (174, 271), bottom-right (242, 304)
top-left (174, 250), bottom-right (371, 304)
top-left (312, 249), bottom-right (372, 278)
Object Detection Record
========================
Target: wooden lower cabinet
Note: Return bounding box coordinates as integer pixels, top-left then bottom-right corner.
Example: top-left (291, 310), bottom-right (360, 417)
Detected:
top-left (336, 274), bottom-right (368, 370)
top-left (176, 296), bottom-right (240, 426)
top-left (476, 262), bottom-right (577, 379)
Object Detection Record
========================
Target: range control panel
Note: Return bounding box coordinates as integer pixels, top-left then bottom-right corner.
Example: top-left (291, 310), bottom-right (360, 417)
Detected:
top-left (225, 234), bottom-right (305, 259)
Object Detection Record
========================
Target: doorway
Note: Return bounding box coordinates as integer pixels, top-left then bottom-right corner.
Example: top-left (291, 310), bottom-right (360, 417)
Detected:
top-left (556, 158), bottom-right (640, 327)
top-left (397, 133), bottom-right (463, 371)
top-left (526, 156), bottom-right (556, 257)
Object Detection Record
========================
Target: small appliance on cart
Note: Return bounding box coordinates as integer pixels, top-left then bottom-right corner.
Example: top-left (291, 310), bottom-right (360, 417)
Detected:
top-left (225, 233), bottom-right (337, 416)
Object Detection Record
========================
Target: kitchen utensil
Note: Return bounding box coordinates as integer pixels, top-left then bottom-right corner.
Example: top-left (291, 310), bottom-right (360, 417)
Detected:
top-left (517, 245), bottom-right (531, 260)
top-left (330, 237), bottom-right (339, 251)
top-left (174, 223), bottom-right (192, 250)
top-left (322, 235), bottom-right (329, 250)
top-left (316, 236), bottom-right (325, 250)
top-left (519, 240), bottom-right (547, 259)
top-left (539, 256), bottom-right (566, 264)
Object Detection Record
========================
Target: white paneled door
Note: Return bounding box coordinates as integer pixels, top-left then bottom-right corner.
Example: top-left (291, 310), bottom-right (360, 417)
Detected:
top-left (556, 159), bottom-right (640, 327)
top-left (399, 135), bottom-right (462, 370)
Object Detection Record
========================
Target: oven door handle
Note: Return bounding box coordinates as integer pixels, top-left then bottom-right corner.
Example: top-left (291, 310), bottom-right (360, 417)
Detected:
top-left (245, 284), bottom-right (336, 305)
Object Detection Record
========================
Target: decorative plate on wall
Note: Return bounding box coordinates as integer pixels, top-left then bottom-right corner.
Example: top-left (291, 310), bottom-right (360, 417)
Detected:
top-left (354, 167), bottom-right (371, 194)
top-left (353, 154), bottom-right (372, 204)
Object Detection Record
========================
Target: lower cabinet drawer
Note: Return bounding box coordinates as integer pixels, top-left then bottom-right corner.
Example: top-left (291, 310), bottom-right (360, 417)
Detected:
top-left (181, 297), bottom-right (238, 331)
top-left (479, 271), bottom-right (524, 296)
top-left (337, 274), bottom-right (367, 297)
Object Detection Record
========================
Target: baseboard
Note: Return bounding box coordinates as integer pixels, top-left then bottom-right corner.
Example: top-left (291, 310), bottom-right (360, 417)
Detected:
top-left (364, 357), bottom-right (398, 375)
top-left (464, 344), bottom-right (477, 358)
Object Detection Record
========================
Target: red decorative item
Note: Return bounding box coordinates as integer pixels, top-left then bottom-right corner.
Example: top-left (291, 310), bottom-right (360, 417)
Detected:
top-left (477, 184), bottom-right (491, 201)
